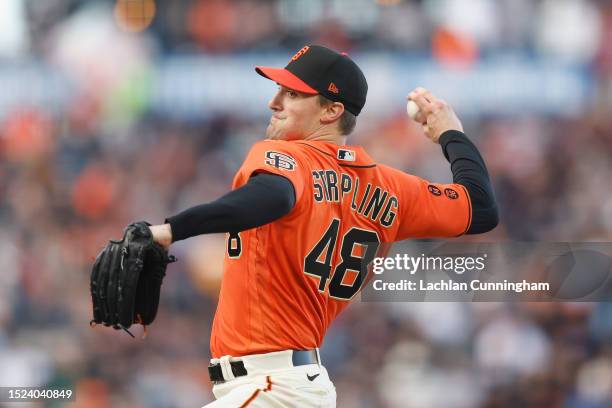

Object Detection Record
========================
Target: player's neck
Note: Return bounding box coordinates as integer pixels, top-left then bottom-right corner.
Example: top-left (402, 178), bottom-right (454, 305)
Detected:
top-left (303, 130), bottom-right (346, 145)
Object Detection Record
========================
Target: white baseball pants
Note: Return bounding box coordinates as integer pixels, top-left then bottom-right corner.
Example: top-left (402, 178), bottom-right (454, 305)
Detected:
top-left (202, 350), bottom-right (336, 407)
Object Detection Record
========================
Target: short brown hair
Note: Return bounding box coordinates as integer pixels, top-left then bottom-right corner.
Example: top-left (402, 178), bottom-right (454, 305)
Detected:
top-left (318, 95), bottom-right (357, 135)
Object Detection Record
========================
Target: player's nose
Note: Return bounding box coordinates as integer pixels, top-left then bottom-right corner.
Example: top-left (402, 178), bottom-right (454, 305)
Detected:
top-left (268, 89), bottom-right (283, 111)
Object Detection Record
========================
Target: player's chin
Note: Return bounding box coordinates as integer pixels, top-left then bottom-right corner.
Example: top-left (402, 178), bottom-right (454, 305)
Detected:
top-left (266, 125), bottom-right (287, 140)
top-left (265, 125), bottom-right (280, 140)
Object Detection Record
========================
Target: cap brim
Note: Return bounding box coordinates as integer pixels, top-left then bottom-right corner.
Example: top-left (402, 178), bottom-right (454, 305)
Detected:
top-left (255, 66), bottom-right (318, 94)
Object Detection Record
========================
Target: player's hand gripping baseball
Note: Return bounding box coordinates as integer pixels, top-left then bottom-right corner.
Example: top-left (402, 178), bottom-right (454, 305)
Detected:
top-left (407, 87), bottom-right (463, 143)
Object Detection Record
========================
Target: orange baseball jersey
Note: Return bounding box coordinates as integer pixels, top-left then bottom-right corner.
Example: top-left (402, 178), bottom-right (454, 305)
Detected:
top-left (210, 139), bottom-right (471, 358)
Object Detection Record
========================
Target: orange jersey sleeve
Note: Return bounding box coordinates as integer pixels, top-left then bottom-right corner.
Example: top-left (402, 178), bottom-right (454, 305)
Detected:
top-left (387, 168), bottom-right (472, 240)
top-left (233, 140), bottom-right (307, 203)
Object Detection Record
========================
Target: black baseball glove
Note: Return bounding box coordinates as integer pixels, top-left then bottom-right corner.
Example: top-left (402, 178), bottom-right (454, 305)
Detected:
top-left (90, 221), bottom-right (176, 337)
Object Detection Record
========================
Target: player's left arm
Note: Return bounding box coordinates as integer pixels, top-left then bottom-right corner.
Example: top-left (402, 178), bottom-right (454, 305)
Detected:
top-left (149, 141), bottom-right (305, 247)
top-left (149, 173), bottom-right (295, 247)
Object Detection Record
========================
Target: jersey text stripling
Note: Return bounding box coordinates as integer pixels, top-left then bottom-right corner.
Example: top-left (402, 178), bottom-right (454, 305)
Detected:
top-left (312, 170), bottom-right (398, 227)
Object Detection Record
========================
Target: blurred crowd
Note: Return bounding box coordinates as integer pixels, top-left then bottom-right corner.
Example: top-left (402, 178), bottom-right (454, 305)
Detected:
top-left (1, 0), bottom-right (612, 407)
top-left (8, 0), bottom-right (609, 61)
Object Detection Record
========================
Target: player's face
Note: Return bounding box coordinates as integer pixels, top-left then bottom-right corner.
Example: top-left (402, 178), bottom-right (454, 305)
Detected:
top-left (266, 86), bottom-right (324, 141)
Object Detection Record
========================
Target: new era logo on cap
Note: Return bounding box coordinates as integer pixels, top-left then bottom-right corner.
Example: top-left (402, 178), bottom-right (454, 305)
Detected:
top-left (328, 82), bottom-right (339, 94)
top-left (338, 149), bottom-right (356, 161)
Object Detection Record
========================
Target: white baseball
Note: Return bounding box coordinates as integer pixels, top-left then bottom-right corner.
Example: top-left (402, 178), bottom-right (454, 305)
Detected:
top-left (406, 99), bottom-right (420, 120)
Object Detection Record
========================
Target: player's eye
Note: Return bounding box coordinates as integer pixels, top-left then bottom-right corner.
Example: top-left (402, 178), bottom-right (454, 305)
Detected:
top-left (287, 90), bottom-right (298, 98)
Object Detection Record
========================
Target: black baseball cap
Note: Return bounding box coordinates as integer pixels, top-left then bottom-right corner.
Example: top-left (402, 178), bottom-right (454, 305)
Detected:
top-left (255, 45), bottom-right (368, 116)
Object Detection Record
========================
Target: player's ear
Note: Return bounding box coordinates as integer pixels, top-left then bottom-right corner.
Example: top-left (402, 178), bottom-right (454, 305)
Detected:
top-left (320, 102), bottom-right (345, 125)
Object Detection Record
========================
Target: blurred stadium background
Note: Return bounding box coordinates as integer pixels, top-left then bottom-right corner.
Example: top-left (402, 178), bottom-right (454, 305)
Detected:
top-left (1, 0), bottom-right (612, 407)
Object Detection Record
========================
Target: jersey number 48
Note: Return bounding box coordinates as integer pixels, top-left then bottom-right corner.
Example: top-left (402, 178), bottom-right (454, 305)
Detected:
top-left (304, 219), bottom-right (380, 300)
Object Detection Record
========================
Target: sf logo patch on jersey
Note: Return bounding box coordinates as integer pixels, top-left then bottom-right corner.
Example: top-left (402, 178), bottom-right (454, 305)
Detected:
top-left (265, 151), bottom-right (296, 171)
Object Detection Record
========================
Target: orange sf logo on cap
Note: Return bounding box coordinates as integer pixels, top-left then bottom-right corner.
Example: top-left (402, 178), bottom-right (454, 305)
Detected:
top-left (291, 46), bottom-right (310, 62)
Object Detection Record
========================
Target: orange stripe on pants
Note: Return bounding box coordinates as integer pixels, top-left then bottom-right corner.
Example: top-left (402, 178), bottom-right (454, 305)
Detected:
top-left (239, 376), bottom-right (273, 407)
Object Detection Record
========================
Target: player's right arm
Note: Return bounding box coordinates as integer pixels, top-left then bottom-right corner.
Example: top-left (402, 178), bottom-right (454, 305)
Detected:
top-left (394, 88), bottom-right (498, 240)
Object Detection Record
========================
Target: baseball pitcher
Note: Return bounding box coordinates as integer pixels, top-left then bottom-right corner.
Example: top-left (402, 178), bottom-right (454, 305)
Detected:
top-left (91, 45), bottom-right (498, 407)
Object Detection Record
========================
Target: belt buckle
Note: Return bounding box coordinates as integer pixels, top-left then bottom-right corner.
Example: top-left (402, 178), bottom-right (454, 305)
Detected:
top-left (292, 349), bottom-right (320, 366)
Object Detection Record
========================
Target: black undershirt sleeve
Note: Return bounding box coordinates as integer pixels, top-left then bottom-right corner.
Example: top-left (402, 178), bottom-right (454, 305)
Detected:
top-left (166, 173), bottom-right (296, 242)
top-left (439, 130), bottom-right (499, 234)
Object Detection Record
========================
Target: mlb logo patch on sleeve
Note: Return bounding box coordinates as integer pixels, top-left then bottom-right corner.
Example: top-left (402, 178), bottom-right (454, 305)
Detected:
top-left (337, 149), bottom-right (356, 162)
top-left (265, 151), bottom-right (296, 171)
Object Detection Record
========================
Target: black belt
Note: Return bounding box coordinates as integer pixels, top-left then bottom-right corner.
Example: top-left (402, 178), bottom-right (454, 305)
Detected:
top-left (208, 349), bottom-right (320, 383)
